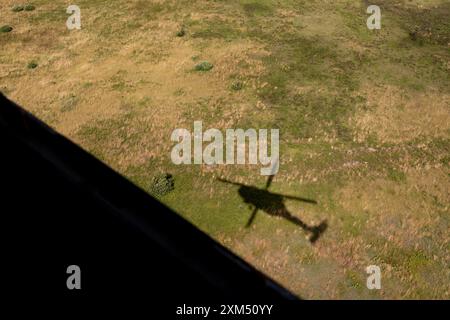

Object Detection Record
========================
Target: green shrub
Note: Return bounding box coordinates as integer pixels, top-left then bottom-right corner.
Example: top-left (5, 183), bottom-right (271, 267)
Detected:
top-left (12, 5), bottom-right (24, 12)
top-left (231, 81), bottom-right (244, 91)
top-left (27, 61), bottom-right (38, 69)
top-left (24, 4), bottom-right (35, 11)
top-left (0, 25), bottom-right (13, 33)
top-left (149, 173), bottom-right (175, 197)
top-left (176, 29), bottom-right (185, 37)
top-left (194, 61), bottom-right (213, 71)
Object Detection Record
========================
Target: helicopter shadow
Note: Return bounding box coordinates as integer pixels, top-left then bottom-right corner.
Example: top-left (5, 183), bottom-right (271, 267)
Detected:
top-left (218, 175), bottom-right (328, 244)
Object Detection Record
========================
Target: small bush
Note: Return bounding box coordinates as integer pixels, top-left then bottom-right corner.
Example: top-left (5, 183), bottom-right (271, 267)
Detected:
top-left (24, 4), bottom-right (35, 11)
top-left (149, 173), bottom-right (175, 197)
top-left (194, 61), bottom-right (214, 71)
top-left (0, 25), bottom-right (13, 33)
top-left (231, 81), bottom-right (244, 91)
top-left (61, 94), bottom-right (78, 112)
top-left (12, 5), bottom-right (24, 12)
top-left (176, 29), bottom-right (185, 37)
top-left (27, 61), bottom-right (38, 69)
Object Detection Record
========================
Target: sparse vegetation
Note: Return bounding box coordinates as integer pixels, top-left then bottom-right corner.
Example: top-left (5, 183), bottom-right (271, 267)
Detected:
top-left (12, 5), bottom-right (24, 12)
top-left (1, 0), bottom-right (449, 300)
top-left (12, 4), bottom-right (35, 12)
top-left (176, 28), bottom-right (185, 37)
top-left (61, 94), bottom-right (78, 112)
top-left (24, 4), bottom-right (36, 11)
top-left (231, 81), bottom-right (244, 91)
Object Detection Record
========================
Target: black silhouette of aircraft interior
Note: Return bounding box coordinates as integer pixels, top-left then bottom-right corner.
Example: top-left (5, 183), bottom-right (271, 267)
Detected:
top-left (219, 174), bottom-right (328, 244)
top-left (0, 92), bottom-right (297, 302)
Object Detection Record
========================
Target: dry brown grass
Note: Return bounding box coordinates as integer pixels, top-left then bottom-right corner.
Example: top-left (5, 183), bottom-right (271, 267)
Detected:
top-left (1, 0), bottom-right (449, 299)
top-left (353, 85), bottom-right (450, 143)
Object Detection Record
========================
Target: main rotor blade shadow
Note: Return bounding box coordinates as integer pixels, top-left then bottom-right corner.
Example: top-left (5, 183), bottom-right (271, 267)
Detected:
top-left (217, 177), bottom-right (247, 187)
top-left (245, 207), bottom-right (258, 228)
top-left (264, 175), bottom-right (274, 190)
top-left (277, 194), bottom-right (317, 204)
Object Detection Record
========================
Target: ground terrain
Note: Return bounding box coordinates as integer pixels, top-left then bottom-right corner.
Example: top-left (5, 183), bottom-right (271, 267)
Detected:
top-left (1, 0), bottom-right (449, 299)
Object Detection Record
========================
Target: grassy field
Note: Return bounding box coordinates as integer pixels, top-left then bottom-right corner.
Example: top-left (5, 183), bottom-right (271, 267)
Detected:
top-left (1, 0), bottom-right (449, 299)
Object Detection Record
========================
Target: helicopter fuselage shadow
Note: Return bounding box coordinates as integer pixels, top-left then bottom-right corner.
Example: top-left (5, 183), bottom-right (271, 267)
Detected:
top-left (218, 177), bottom-right (328, 244)
top-left (238, 186), bottom-right (327, 244)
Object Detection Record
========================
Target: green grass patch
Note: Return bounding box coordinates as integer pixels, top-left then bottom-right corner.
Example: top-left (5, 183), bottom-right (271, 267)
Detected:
top-left (387, 168), bottom-right (406, 183)
top-left (241, 1), bottom-right (273, 16)
top-left (345, 270), bottom-right (364, 290)
top-left (341, 211), bottom-right (369, 237)
top-left (77, 112), bottom-right (145, 161)
top-left (191, 18), bottom-right (239, 40)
